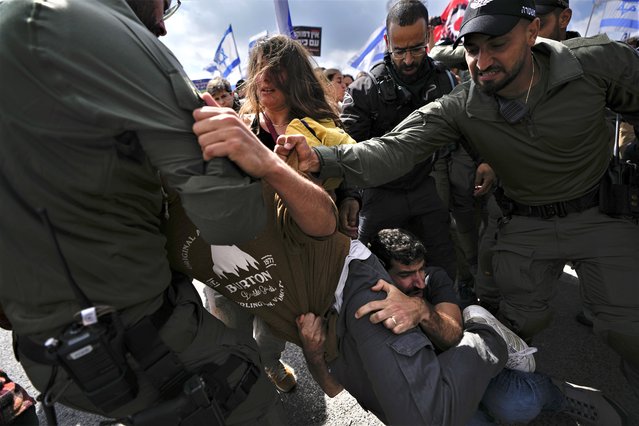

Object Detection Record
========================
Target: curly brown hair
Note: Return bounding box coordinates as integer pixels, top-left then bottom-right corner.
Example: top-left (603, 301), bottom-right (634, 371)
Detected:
top-left (369, 228), bottom-right (427, 269)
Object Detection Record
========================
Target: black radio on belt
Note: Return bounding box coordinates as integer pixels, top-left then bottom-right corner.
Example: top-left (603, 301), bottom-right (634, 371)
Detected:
top-left (44, 310), bottom-right (137, 412)
top-left (28, 209), bottom-right (251, 424)
top-left (37, 210), bottom-right (138, 413)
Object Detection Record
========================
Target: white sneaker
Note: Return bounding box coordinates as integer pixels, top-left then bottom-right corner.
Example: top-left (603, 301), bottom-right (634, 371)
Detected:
top-left (463, 305), bottom-right (537, 372)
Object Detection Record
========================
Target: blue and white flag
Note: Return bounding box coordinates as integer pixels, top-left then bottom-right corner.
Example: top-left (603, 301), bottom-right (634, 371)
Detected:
top-left (273, 0), bottom-right (295, 38)
top-left (348, 25), bottom-right (387, 72)
top-left (599, 0), bottom-right (639, 38)
top-left (205, 25), bottom-right (241, 78)
top-left (248, 30), bottom-right (268, 51)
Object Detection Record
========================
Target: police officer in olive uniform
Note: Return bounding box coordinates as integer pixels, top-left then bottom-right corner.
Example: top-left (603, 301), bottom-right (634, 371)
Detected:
top-left (0, 0), bottom-right (282, 423)
top-left (475, 0), bottom-right (584, 312)
top-left (282, 0), bottom-right (639, 394)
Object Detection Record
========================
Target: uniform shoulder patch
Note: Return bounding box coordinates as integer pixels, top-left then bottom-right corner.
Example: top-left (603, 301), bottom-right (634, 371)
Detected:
top-left (563, 33), bottom-right (611, 49)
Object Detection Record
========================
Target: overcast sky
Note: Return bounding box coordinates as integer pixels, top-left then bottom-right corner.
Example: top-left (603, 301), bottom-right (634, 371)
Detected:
top-left (160, 0), bottom-right (614, 83)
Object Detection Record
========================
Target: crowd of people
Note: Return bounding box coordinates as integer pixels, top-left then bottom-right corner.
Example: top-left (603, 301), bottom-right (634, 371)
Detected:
top-left (0, 0), bottom-right (638, 425)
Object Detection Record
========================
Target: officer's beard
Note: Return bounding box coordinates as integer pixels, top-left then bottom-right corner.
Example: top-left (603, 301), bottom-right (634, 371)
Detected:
top-left (473, 55), bottom-right (525, 97)
top-left (386, 54), bottom-right (430, 86)
top-left (397, 63), bottom-right (423, 84)
top-left (397, 59), bottom-right (429, 85)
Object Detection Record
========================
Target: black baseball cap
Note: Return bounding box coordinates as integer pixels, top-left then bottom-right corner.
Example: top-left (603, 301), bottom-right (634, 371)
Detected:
top-left (536, 0), bottom-right (569, 16)
top-left (454, 0), bottom-right (537, 47)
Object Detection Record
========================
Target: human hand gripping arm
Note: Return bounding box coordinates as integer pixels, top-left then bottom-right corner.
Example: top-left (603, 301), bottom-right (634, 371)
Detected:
top-left (273, 131), bottom-right (321, 174)
top-left (354, 280), bottom-right (462, 351)
top-left (193, 93), bottom-right (335, 237)
top-left (296, 313), bottom-right (344, 397)
top-left (473, 162), bottom-right (495, 196)
top-left (282, 94), bottom-right (454, 189)
top-left (338, 197), bottom-right (360, 238)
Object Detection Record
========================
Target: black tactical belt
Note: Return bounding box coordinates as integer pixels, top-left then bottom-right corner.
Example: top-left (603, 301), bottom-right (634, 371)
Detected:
top-left (15, 289), bottom-right (175, 367)
top-left (510, 187), bottom-right (599, 219)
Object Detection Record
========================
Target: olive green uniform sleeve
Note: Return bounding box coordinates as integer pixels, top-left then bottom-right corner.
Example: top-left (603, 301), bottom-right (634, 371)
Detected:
top-left (0, 0), bottom-right (264, 246)
top-left (317, 38), bottom-right (639, 205)
top-left (564, 35), bottom-right (639, 126)
top-left (316, 88), bottom-right (466, 189)
top-left (0, 0), bottom-right (263, 334)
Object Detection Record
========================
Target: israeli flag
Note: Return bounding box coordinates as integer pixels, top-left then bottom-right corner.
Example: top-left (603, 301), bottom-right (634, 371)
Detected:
top-left (274, 0), bottom-right (295, 38)
top-left (599, 0), bottom-right (639, 38)
top-left (205, 25), bottom-right (241, 78)
top-left (348, 25), bottom-right (387, 72)
top-left (248, 30), bottom-right (268, 51)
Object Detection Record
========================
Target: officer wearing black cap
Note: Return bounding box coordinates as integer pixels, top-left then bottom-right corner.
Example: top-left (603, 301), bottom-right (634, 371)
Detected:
top-left (474, 0), bottom-right (582, 321)
top-left (453, 0), bottom-right (537, 47)
top-left (536, 0), bottom-right (581, 41)
top-left (536, 0), bottom-right (569, 15)
top-left (277, 0), bottom-right (639, 403)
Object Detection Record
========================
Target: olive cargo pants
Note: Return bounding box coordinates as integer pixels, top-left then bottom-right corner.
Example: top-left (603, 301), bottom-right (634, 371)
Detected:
top-left (493, 206), bottom-right (639, 391)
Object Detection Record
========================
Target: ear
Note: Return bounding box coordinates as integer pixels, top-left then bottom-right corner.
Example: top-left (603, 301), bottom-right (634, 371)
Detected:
top-left (527, 18), bottom-right (540, 47)
top-left (384, 34), bottom-right (391, 52)
top-left (559, 8), bottom-right (572, 30)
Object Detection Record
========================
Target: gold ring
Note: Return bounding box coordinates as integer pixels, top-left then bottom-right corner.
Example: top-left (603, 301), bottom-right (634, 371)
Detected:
top-left (390, 316), bottom-right (398, 326)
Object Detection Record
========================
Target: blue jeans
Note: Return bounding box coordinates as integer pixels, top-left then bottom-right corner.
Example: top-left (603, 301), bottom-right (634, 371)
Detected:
top-left (468, 369), bottom-right (564, 425)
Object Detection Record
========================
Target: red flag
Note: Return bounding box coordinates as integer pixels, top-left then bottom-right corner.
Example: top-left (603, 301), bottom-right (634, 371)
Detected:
top-left (432, 0), bottom-right (468, 43)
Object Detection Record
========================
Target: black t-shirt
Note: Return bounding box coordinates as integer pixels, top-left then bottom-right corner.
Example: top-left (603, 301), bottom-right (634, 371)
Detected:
top-left (251, 115), bottom-right (277, 150)
top-left (423, 266), bottom-right (459, 306)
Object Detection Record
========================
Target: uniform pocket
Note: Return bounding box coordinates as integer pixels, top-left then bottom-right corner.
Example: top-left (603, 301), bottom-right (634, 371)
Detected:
top-left (384, 331), bottom-right (440, 424)
top-left (492, 245), bottom-right (536, 294)
top-left (388, 331), bottom-right (432, 356)
top-left (492, 243), bottom-right (563, 302)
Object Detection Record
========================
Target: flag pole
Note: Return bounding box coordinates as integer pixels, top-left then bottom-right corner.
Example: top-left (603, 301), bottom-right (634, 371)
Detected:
top-left (585, 0), bottom-right (600, 36)
top-left (274, 0), bottom-right (295, 37)
top-left (229, 24), bottom-right (243, 79)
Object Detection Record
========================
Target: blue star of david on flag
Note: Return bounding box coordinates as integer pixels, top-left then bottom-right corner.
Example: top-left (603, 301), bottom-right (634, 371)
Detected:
top-left (205, 25), bottom-right (241, 78)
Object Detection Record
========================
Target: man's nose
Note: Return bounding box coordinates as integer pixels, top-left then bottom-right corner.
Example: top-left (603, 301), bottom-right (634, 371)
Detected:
top-left (155, 20), bottom-right (167, 37)
top-left (403, 51), bottom-right (416, 66)
top-left (413, 272), bottom-right (426, 289)
top-left (476, 50), bottom-right (493, 71)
